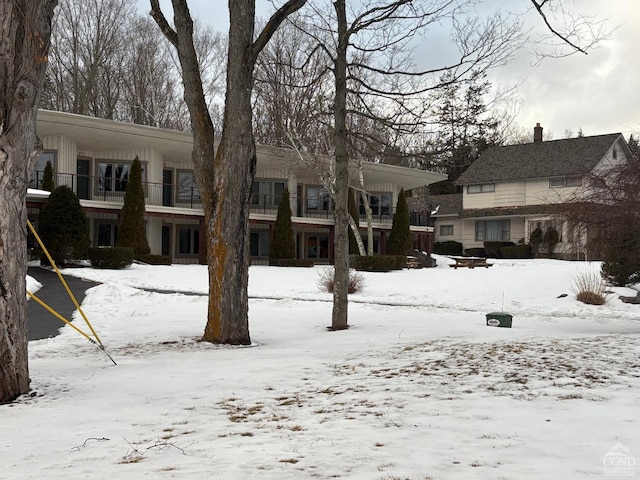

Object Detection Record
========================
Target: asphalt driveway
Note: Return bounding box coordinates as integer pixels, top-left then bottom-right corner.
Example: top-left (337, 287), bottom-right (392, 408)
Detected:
top-left (27, 267), bottom-right (99, 341)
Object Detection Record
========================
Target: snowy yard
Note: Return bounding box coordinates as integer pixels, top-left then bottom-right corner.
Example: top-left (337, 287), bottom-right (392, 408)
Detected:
top-left (4, 256), bottom-right (640, 479)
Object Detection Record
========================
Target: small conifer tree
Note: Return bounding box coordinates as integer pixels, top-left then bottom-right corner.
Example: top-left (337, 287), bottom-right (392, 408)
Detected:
top-left (348, 187), bottom-right (360, 255)
top-left (38, 185), bottom-right (90, 265)
top-left (269, 189), bottom-right (295, 264)
top-left (543, 225), bottom-right (559, 258)
top-left (116, 157), bottom-right (150, 254)
top-left (530, 223), bottom-right (543, 255)
top-left (41, 160), bottom-right (54, 192)
top-left (387, 188), bottom-right (412, 255)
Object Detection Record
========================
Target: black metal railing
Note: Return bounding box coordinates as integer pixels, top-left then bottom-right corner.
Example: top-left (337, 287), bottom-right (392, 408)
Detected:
top-left (30, 172), bottom-right (431, 226)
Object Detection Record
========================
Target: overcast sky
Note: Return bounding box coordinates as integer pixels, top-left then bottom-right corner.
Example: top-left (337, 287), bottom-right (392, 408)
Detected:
top-left (138, 0), bottom-right (639, 141)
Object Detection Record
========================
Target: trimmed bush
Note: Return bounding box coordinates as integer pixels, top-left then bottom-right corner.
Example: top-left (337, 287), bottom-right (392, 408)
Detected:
top-left (484, 241), bottom-right (514, 258)
top-left (350, 255), bottom-right (397, 272)
top-left (500, 244), bottom-right (534, 259)
top-left (88, 247), bottom-right (133, 269)
top-left (393, 255), bottom-right (408, 270)
top-left (464, 247), bottom-right (486, 257)
top-left (433, 241), bottom-right (463, 256)
top-left (134, 253), bottom-right (172, 265)
top-left (270, 258), bottom-right (314, 267)
top-left (317, 267), bottom-right (365, 294)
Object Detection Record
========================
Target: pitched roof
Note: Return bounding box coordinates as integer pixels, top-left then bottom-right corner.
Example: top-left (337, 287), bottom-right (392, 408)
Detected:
top-left (428, 194), bottom-right (463, 216)
top-left (456, 133), bottom-right (622, 185)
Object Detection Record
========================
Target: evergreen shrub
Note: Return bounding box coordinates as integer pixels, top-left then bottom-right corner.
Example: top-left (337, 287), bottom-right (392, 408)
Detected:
top-left (38, 185), bottom-right (90, 266)
top-left (500, 244), bottom-right (534, 259)
top-left (386, 189), bottom-right (411, 255)
top-left (42, 160), bottom-right (54, 192)
top-left (134, 253), bottom-right (172, 265)
top-left (350, 255), bottom-right (397, 272)
top-left (88, 247), bottom-right (133, 269)
top-left (543, 226), bottom-right (559, 257)
top-left (393, 255), bottom-right (408, 270)
top-left (464, 247), bottom-right (486, 257)
top-left (116, 157), bottom-right (150, 254)
top-left (270, 259), bottom-right (314, 267)
top-left (269, 189), bottom-right (296, 263)
top-left (484, 241), bottom-right (514, 258)
top-left (433, 241), bottom-right (463, 256)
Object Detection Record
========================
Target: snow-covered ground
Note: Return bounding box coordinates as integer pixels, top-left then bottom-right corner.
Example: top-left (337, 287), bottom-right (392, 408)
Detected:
top-left (5, 256), bottom-right (640, 479)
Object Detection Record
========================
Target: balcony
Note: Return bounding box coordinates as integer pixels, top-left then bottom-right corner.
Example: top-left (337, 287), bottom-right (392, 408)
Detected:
top-left (30, 172), bottom-right (432, 226)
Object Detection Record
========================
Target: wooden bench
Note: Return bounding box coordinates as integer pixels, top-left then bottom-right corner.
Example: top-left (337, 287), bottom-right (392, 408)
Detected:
top-left (449, 257), bottom-right (493, 269)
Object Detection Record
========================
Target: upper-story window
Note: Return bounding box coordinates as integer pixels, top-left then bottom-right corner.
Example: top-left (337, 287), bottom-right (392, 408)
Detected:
top-left (98, 161), bottom-right (146, 193)
top-left (252, 179), bottom-right (286, 206)
top-left (177, 170), bottom-right (200, 202)
top-left (360, 192), bottom-right (391, 217)
top-left (467, 183), bottom-right (495, 194)
top-left (32, 151), bottom-right (56, 189)
top-left (307, 186), bottom-right (332, 211)
top-left (613, 147), bottom-right (617, 160)
top-left (549, 176), bottom-right (582, 188)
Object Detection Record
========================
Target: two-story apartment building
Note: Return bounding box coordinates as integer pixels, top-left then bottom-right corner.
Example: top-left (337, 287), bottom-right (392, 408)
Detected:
top-left (27, 110), bottom-right (446, 264)
top-left (421, 124), bottom-right (633, 259)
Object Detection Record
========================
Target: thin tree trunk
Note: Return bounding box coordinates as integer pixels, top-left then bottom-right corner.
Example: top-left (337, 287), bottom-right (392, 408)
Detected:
top-left (331, 0), bottom-right (349, 330)
top-left (0, 0), bottom-right (57, 403)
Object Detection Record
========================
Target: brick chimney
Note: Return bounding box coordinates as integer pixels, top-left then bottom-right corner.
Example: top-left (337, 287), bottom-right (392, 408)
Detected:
top-left (533, 123), bottom-right (543, 143)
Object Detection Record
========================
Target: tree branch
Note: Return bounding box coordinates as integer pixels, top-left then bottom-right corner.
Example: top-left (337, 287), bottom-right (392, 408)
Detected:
top-left (149, 0), bottom-right (178, 48)
top-left (251, 0), bottom-right (308, 64)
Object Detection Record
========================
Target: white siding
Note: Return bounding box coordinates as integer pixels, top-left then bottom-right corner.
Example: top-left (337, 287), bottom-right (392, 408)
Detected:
top-left (41, 135), bottom-right (77, 180)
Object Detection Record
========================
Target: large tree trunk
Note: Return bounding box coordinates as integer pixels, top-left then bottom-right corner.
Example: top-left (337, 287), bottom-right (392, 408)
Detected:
top-left (201, 0), bottom-right (256, 344)
top-left (0, 0), bottom-right (57, 404)
top-left (331, 0), bottom-right (349, 330)
top-left (151, 0), bottom-right (306, 345)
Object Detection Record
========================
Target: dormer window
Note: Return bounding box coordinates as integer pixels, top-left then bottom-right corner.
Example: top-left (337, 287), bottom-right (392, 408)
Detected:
top-left (549, 176), bottom-right (582, 188)
top-left (467, 183), bottom-right (495, 194)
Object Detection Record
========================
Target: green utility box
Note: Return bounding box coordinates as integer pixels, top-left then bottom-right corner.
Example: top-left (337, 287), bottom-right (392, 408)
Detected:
top-left (486, 312), bottom-right (513, 328)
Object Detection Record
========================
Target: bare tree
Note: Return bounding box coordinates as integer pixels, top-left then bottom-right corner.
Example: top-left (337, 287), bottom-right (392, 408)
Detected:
top-left (0, 0), bottom-right (57, 403)
top-left (150, 0), bottom-right (307, 344)
top-left (528, 0), bottom-right (611, 62)
top-left (43, 0), bottom-right (135, 118)
top-left (561, 143), bottom-right (640, 282)
top-left (120, 16), bottom-right (188, 129)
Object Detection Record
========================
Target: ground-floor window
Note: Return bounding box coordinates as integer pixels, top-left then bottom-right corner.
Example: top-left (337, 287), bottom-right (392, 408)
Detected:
top-left (475, 219), bottom-right (510, 242)
top-left (96, 222), bottom-right (117, 247)
top-left (440, 224), bottom-right (454, 236)
top-left (307, 235), bottom-right (329, 259)
top-left (177, 226), bottom-right (199, 255)
top-left (250, 231), bottom-right (270, 257)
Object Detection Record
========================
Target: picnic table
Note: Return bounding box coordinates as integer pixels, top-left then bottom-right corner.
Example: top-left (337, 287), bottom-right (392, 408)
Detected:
top-left (449, 256), bottom-right (493, 269)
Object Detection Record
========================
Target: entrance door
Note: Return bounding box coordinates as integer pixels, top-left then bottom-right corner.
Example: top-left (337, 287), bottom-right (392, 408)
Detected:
top-left (162, 170), bottom-right (173, 207)
top-left (76, 159), bottom-right (90, 199)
